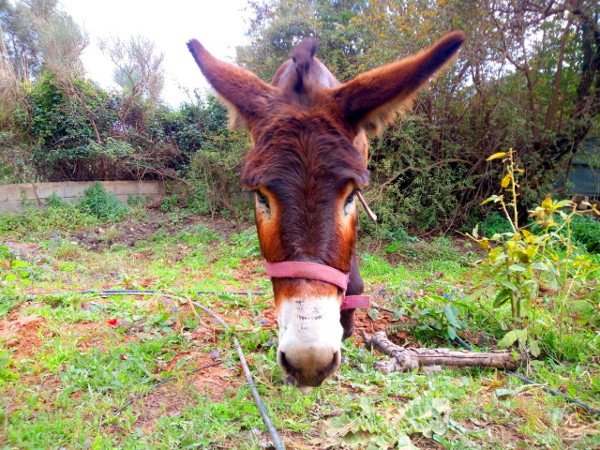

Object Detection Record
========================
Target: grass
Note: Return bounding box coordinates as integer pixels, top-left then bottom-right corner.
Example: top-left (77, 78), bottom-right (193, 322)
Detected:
top-left (0, 205), bottom-right (598, 448)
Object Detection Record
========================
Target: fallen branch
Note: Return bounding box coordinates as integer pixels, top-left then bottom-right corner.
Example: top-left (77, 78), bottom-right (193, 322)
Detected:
top-left (363, 331), bottom-right (520, 373)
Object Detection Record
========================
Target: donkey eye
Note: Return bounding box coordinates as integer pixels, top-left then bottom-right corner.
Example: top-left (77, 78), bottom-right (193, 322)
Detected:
top-left (343, 192), bottom-right (356, 215)
top-left (256, 191), bottom-right (270, 209)
top-left (345, 193), bottom-right (355, 207)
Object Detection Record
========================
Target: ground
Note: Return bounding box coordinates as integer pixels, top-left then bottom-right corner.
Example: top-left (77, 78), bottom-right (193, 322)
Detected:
top-left (0, 208), bottom-right (598, 449)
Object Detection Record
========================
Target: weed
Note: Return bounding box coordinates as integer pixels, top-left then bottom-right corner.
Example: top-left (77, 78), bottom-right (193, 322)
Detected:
top-left (78, 182), bottom-right (130, 222)
top-left (468, 149), bottom-right (600, 359)
top-left (45, 192), bottom-right (66, 208)
top-left (0, 344), bottom-right (18, 384)
top-left (229, 228), bottom-right (261, 257)
top-left (160, 194), bottom-right (180, 213)
top-left (126, 193), bottom-right (148, 208)
top-left (0, 204), bottom-right (98, 238)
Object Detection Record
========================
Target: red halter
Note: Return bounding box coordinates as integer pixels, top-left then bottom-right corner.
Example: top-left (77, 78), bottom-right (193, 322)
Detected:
top-left (265, 261), bottom-right (370, 310)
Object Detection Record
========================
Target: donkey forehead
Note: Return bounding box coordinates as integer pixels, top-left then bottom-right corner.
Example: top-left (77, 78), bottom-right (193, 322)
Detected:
top-left (241, 112), bottom-right (370, 190)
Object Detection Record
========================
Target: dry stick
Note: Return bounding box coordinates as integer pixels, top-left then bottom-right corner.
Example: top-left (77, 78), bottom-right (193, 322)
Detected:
top-left (357, 191), bottom-right (377, 222)
top-left (363, 331), bottom-right (520, 374)
top-left (186, 298), bottom-right (285, 450)
top-left (114, 361), bottom-right (223, 415)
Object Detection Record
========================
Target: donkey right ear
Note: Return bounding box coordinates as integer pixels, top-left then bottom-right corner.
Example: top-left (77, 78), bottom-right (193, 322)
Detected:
top-left (187, 39), bottom-right (278, 129)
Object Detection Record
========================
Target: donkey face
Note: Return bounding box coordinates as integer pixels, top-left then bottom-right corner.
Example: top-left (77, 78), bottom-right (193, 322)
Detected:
top-left (188, 32), bottom-right (464, 386)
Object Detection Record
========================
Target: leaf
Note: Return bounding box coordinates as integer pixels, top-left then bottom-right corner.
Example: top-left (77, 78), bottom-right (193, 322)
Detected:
top-left (501, 173), bottom-right (512, 188)
top-left (515, 328), bottom-right (528, 348)
top-left (478, 239), bottom-right (490, 251)
top-left (495, 388), bottom-right (518, 398)
top-left (447, 325), bottom-right (457, 340)
top-left (554, 200), bottom-right (573, 209)
top-left (487, 152), bottom-right (507, 161)
top-left (497, 330), bottom-right (518, 349)
top-left (397, 435), bottom-right (418, 450)
top-left (367, 309), bottom-right (378, 321)
top-left (500, 280), bottom-right (518, 292)
top-left (493, 288), bottom-right (512, 308)
top-left (508, 264), bottom-right (526, 272)
top-left (443, 305), bottom-right (460, 328)
top-left (531, 262), bottom-right (548, 271)
top-left (529, 340), bottom-right (541, 357)
top-left (480, 195), bottom-right (502, 205)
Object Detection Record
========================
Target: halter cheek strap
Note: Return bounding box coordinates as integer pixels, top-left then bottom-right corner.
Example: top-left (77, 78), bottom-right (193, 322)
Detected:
top-left (265, 261), bottom-right (370, 311)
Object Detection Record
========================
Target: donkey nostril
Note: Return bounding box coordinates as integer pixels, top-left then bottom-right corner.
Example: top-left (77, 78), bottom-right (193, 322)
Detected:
top-left (279, 351), bottom-right (295, 375)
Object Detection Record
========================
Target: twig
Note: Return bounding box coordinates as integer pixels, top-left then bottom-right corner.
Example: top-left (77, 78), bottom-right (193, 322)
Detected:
top-left (357, 191), bottom-right (377, 222)
top-left (186, 297), bottom-right (285, 450)
top-left (114, 360), bottom-right (223, 415)
top-left (370, 301), bottom-right (397, 314)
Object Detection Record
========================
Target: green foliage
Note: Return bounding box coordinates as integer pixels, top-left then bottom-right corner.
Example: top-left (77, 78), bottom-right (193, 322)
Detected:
top-left (325, 392), bottom-right (453, 448)
top-left (77, 182), bottom-right (130, 222)
top-left (0, 205), bottom-right (98, 238)
top-left (186, 122), bottom-right (251, 218)
top-left (570, 215), bottom-right (600, 253)
top-left (45, 193), bottom-right (66, 208)
top-left (24, 72), bottom-right (119, 180)
top-left (159, 194), bottom-right (179, 213)
top-left (0, 345), bottom-right (18, 384)
top-left (229, 229), bottom-right (261, 258)
top-left (479, 212), bottom-right (513, 238)
top-left (0, 244), bottom-right (35, 309)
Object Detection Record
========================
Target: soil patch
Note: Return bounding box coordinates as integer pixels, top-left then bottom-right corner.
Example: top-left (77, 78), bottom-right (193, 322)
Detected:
top-left (134, 351), bottom-right (239, 432)
top-left (71, 210), bottom-right (247, 251)
top-left (0, 315), bottom-right (50, 359)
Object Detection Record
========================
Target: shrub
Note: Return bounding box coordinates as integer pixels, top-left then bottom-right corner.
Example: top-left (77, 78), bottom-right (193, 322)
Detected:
top-left (479, 211), bottom-right (513, 237)
top-left (45, 193), bottom-right (66, 208)
top-left (570, 215), bottom-right (600, 253)
top-left (77, 182), bottom-right (130, 221)
top-left (160, 194), bottom-right (180, 213)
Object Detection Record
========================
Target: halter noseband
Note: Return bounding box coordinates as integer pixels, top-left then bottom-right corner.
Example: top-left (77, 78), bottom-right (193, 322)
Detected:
top-left (265, 261), bottom-right (370, 310)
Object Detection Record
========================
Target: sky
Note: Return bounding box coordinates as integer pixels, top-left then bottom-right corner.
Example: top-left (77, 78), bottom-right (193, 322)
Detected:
top-left (59, 0), bottom-right (251, 107)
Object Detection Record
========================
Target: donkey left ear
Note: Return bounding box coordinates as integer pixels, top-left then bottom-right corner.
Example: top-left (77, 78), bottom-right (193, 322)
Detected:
top-left (332, 32), bottom-right (465, 135)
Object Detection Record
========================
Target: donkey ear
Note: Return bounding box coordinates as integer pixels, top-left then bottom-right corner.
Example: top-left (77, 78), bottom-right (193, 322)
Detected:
top-left (332, 32), bottom-right (465, 135)
top-left (187, 39), bottom-right (278, 129)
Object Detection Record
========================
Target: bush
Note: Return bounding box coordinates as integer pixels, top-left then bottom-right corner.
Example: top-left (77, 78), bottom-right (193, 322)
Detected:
top-left (570, 215), bottom-right (600, 253)
top-left (479, 211), bottom-right (513, 237)
top-left (77, 182), bottom-right (130, 222)
top-left (160, 194), bottom-right (180, 213)
top-left (45, 193), bottom-right (66, 208)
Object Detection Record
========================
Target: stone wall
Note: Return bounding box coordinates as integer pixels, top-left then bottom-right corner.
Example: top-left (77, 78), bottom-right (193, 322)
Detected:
top-left (0, 181), bottom-right (166, 212)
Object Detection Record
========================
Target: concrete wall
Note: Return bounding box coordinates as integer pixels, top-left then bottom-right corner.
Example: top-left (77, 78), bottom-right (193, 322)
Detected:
top-left (0, 181), bottom-right (166, 212)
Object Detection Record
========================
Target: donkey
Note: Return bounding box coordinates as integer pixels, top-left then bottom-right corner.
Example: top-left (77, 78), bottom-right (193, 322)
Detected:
top-left (188, 32), bottom-right (464, 387)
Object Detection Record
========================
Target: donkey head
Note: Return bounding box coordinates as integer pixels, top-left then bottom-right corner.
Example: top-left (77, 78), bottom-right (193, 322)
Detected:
top-left (188, 32), bottom-right (464, 386)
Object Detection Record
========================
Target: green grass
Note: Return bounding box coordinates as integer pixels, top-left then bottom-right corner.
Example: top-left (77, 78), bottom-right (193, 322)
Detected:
top-left (0, 206), bottom-right (598, 448)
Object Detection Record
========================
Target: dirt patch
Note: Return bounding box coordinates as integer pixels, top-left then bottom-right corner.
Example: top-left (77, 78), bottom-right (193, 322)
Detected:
top-left (70, 320), bottom-right (113, 350)
top-left (71, 210), bottom-right (247, 251)
top-left (134, 351), bottom-right (240, 432)
top-left (0, 315), bottom-right (50, 359)
top-left (3, 241), bottom-right (42, 260)
top-left (232, 257), bottom-right (264, 284)
top-left (72, 214), bottom-right (165, 250)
